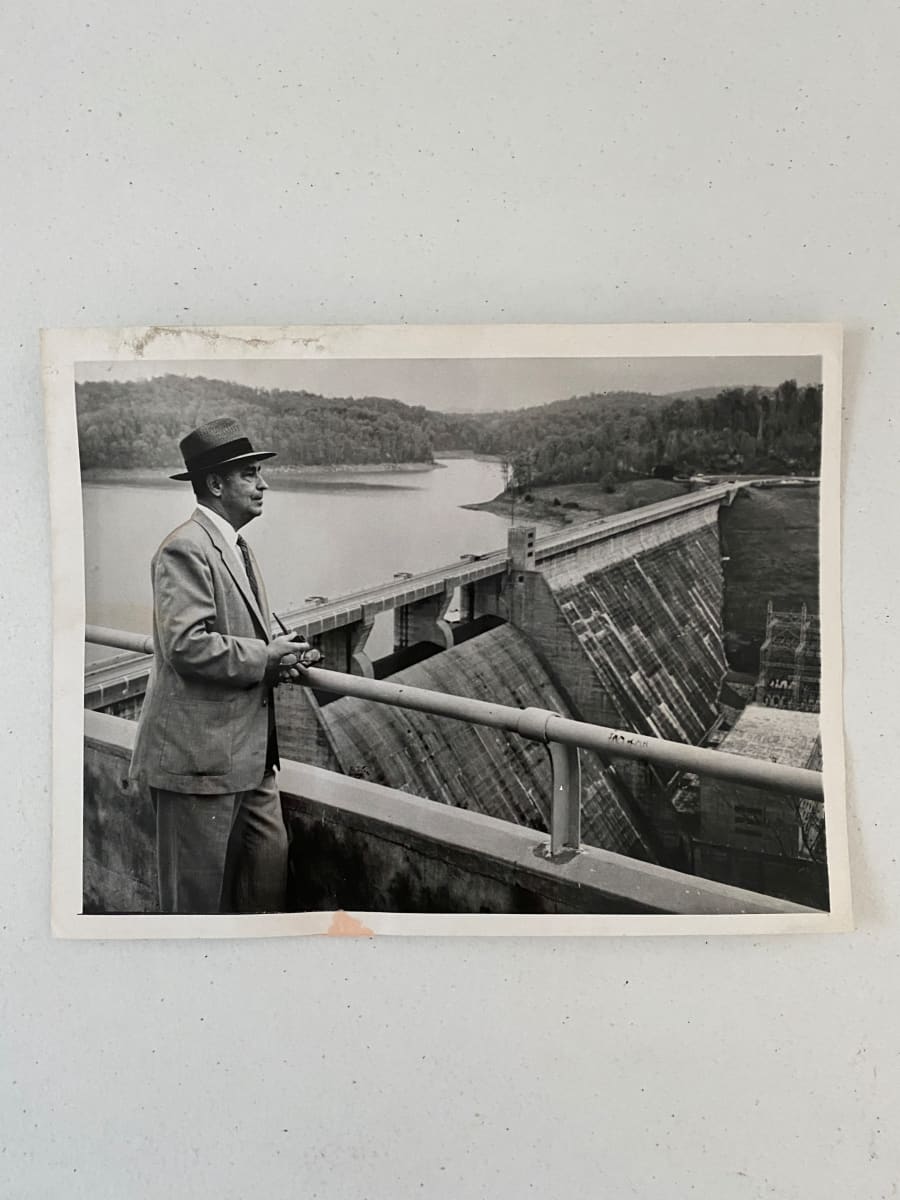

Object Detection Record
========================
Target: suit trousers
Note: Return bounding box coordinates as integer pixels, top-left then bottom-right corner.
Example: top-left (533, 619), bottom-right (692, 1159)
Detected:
top-left (152, 772), bottom-right (289, 914)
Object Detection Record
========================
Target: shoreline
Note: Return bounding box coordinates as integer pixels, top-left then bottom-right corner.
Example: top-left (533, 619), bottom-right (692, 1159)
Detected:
top-left (432, 449), bottom-right (502, 463)
top-left (461, 496), bottom-right (588, 527)
top-left (81, 461), bottom-right (442, 489)
top-left (462, 475), bottom-right (818, 527)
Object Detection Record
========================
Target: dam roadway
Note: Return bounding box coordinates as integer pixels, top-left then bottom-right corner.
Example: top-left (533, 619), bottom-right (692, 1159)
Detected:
top-left (279, 481), bottom-right (740, 636)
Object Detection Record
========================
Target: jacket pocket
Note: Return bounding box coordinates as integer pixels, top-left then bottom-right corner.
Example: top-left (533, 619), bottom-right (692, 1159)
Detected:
top-left (158, 698), bottom-right (235, 777)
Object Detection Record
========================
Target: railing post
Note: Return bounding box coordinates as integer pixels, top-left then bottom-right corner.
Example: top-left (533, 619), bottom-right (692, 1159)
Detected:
top-left (548, 740), bottom-right (582, 857)
top-left (517, 707), bottom-right (583, 859)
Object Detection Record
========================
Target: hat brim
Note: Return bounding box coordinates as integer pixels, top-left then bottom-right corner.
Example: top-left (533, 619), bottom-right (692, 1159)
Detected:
top-left (170, 450), bottom-right (277, 481)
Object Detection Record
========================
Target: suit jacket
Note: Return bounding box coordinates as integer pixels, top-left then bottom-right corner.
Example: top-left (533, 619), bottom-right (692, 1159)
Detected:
top-left (130, 508), bottom-right (276, 795)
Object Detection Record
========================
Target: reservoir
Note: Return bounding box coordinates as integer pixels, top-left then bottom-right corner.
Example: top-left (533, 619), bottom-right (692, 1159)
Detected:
top-left (83, 457), bottom-right (533, 661)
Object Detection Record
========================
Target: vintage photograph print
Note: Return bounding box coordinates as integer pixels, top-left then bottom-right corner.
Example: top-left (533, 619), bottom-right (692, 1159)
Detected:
top-left (44, 324), bottom-right (848, 937)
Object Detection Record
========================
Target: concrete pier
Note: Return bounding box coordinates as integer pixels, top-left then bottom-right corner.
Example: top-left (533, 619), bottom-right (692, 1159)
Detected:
top-left (393, 585), bottom-right (454, 653)
top-left (315, 616), bottom-right (376, 677)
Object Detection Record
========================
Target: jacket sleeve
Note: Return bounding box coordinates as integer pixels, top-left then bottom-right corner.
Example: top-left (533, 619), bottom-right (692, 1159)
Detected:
top-left (153, 537), bottom-right (269, 687)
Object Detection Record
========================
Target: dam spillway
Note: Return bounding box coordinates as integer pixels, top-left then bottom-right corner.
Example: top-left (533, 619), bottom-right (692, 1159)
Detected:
top-left (315, 623), bottom-right (657, 862)
top-left (286, 484), bottom-right (821, 886)
top-left (540, 504), bottom-right (728, 746)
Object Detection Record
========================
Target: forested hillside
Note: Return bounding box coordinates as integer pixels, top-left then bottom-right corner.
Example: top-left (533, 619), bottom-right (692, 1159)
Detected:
top-left (430, 381), bottom-right (822, 486)
top-left (76, 376), bottom-right (434, 469)
top-left (76, 375), bottom-right (822, 482)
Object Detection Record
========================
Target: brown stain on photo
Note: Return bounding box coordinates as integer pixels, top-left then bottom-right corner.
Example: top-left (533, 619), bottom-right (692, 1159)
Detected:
top-left (326, 910), bottom-right (375, 937)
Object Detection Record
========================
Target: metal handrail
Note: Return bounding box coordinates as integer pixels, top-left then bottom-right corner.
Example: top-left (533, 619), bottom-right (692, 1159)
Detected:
top-left (86, 625), bottom-right (153, 656)
top-left (295, 667), bottom-right (823, 800)
top-left (84, 624), bottom-right (824, 858)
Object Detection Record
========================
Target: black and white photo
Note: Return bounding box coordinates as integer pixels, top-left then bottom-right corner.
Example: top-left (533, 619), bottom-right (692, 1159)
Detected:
top-left (44, 322), bottom-right (848, 936)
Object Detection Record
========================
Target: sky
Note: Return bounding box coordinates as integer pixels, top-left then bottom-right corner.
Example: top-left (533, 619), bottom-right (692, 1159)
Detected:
top-left (75, 355), bottom-right (822, 412)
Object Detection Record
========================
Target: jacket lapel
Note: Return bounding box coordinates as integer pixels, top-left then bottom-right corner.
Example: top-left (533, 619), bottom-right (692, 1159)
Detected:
top-left (192, 509), bottom-right (270, 638)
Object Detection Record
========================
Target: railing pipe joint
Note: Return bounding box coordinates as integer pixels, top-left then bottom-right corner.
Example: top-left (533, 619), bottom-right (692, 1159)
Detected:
top-left (515, 707), bottom-right (555, 744)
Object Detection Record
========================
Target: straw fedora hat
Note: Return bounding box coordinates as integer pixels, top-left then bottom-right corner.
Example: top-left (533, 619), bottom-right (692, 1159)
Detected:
top-left (170, 417), bottom-right (276, 481)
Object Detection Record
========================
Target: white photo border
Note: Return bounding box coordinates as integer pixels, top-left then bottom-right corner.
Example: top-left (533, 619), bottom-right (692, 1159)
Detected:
top-left (43, 322), bottom-right (850, 938)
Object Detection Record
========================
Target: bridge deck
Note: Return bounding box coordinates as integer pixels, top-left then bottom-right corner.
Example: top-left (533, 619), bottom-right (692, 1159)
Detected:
top-left (281, 481), bottom-right (739, 634)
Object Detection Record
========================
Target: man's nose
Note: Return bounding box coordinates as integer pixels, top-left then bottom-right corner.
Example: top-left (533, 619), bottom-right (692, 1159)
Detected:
top-left (258, 476), bottom-right (268, 491)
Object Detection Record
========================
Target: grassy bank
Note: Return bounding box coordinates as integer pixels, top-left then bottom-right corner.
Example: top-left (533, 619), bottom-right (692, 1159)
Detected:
top-left (463, 478), bottom-right (691, 525)
top-left (719, 483), bottom-right (820, 673)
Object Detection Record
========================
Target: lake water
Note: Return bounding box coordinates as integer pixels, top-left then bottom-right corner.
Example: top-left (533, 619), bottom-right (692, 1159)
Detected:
top-left (83, 458), bottom-right (537, 662)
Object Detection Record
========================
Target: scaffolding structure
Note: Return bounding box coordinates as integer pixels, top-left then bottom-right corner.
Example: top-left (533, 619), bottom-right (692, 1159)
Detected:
top-left (755, 602), bottom-right (821, 712)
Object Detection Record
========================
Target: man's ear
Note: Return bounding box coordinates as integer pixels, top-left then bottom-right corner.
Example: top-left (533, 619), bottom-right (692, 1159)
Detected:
top-left (206, 471), bottom-right (223, 497)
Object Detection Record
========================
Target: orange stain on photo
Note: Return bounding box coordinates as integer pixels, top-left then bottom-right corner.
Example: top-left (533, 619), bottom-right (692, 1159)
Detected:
top-left (326, 910), bottom-right (375, 937)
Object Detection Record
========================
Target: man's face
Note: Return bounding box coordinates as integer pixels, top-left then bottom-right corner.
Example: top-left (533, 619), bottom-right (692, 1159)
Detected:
top-left (212, 463), bottom-right (268, 530)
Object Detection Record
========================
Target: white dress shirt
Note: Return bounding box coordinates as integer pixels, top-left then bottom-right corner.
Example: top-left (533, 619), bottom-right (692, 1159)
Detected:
top-left (196, 504), bottom-right (254, 595)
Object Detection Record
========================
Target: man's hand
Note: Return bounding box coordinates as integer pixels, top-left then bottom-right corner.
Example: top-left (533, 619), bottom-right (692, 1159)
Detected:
top-left (264, 634), bottom-right (322, 686)
top-left (266, 633), bottom-right (306, 666)
top-left (265, 634), bottom-right (306, 687)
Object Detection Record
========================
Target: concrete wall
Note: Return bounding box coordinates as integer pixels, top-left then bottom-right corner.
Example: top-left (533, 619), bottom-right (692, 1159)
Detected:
top-left (701, 777), bottom-right (813, 858)
top-left (280, 765), bottom-right (810, 917)
top-left (471, 566), bottom-right (622, 729)
top-left (83, 719), bottom-right (158, 914)
top-left (82, 712), bottom-right (812, 917)
top-left (690, 838), bottom-right (828, 912)
top-left (695, 777), bottom-right (827, 909)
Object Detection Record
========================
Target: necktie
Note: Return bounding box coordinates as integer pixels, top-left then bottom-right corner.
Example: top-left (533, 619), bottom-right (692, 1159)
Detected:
top-left (238, 534), bottom-right (278, 771)
top-left (236, 535), bottom-right (260, 606)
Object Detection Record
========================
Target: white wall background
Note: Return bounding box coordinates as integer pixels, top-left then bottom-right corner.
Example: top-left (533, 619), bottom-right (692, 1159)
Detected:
top-left (2, 2), bottom-right (895, 1196)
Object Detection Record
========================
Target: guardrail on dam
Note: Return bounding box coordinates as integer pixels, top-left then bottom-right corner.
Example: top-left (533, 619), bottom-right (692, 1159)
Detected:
top-left (83, 709), bottom-right (818, 917)
top-left (83, 671), bottom-right (821, 920)
top-left (83, 609), bottom-right (823, 916)
top-left (84, 623), bottom-right (822, 808)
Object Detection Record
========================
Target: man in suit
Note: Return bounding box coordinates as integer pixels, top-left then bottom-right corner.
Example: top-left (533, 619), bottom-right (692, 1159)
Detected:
top-left (130, 417), bottom-right (310, 914)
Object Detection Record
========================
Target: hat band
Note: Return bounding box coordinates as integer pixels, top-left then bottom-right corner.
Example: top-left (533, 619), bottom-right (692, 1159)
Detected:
top-left (184, 437), bottom-right (256, 474)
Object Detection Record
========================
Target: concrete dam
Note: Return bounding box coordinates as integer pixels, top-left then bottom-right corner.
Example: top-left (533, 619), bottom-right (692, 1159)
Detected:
top-left (540, 503), bottom-right (726, 745)
top-left (273, 485), bottom-right (798, 867)
top-left (315, 623), bottom-right (657, 863)
top-left (85, 481), bottom-right (824, 912)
